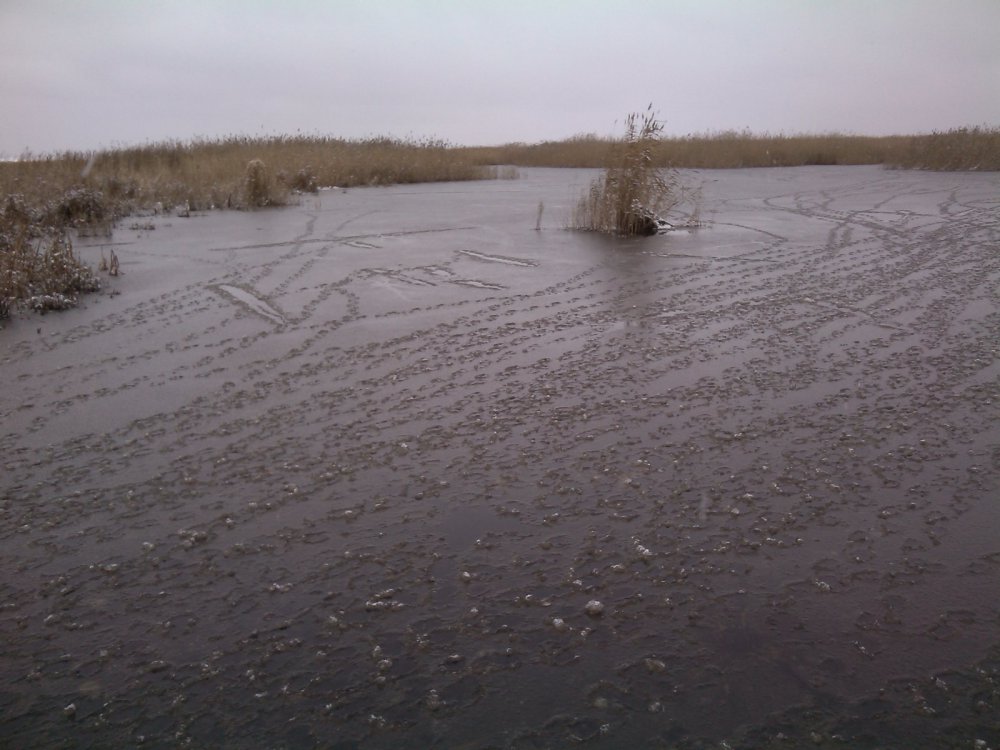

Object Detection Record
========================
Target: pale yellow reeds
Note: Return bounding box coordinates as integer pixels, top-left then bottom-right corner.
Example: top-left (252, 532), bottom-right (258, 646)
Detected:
top-left (463, 127), bottom-right (1000, 171)
top-left (1, 134), bottom-right (500, 217)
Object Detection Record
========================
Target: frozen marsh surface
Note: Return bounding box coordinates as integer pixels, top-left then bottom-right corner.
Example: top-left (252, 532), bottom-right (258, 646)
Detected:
top-left (2, 166), bottom-right (999, 748)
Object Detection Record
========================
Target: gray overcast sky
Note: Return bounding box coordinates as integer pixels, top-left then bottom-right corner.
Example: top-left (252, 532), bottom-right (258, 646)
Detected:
top-left (2, 0), bottom-right (999, 156)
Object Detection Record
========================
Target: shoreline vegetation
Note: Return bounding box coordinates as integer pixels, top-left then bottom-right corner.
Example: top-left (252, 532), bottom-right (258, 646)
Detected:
top-left (2, 127), bottom-right (999, 319)
top-left (464, 125), bottom-right (1000, 171)
top-left (0, 136), bottom-right (505, 319)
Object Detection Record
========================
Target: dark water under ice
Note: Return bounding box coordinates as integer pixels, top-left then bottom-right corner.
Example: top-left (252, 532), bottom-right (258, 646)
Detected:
top-left (2, 166), bottom-right (999, 748)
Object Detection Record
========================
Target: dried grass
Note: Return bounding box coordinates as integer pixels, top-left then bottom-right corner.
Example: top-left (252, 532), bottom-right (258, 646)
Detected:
top-left (887, 126), bottom-right (1000, 171)
top-left (0, 134), bottom-right (502, 220)
top-left (466, 127), bottom-right (1000, 171)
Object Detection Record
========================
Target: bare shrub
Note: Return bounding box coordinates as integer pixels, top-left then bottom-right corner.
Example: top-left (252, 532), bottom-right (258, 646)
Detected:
top-left (290, 166), bottom-right (318, 193)
top-left (244, 159), bottom-right (271, 208)
top-left (3, 193), bottom-right (42, 232)
top-left (49, 186), bottom-right (108, 226)
top-left (0, 228), bottom-right (100, 318)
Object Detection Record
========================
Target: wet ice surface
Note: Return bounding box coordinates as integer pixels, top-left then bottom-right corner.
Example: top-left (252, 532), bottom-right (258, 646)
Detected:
top-left (1, 166), bottom-right (999, 748)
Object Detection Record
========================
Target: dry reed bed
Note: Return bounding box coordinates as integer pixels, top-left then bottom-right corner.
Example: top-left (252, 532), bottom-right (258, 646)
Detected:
top-left (464, 126), bottom-right (1000, 171)
top-left (1, 135), bottom-right (497, 216)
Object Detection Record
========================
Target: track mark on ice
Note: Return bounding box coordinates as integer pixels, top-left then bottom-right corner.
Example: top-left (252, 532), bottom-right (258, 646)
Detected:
top-left (458, 249), bottom-right (538, 267)
top-left (213, 284), bottom-right (286, 326)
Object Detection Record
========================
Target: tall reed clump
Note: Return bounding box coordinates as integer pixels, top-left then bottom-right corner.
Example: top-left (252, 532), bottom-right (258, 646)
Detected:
top-left (573, 107), bottom-right (693, 236)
